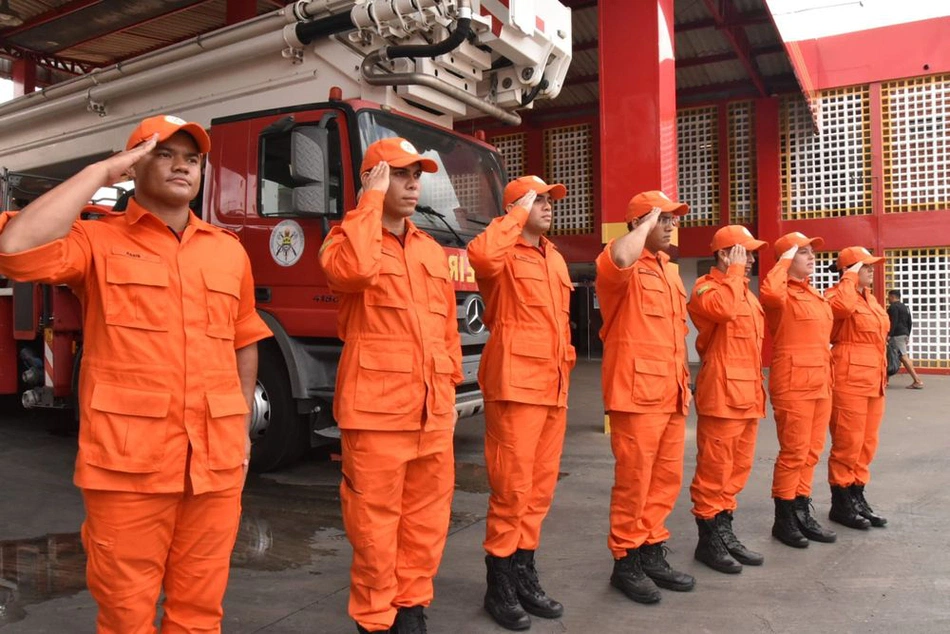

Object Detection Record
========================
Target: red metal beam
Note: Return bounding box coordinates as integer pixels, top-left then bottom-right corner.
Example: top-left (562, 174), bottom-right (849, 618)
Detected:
top-left (564, 73), bottom-right (598, 87)
top-left (676, 9), bottom-right (769, 33)
top-left (676, 44), bottom-right (784, 69)
top-left (698, 0), bottom-right (767, 97)
top-left (56, 0), bottom-right (219, 57)
top-left (1, 0), bottom-right (104, 39)
top-left (560, 0), bottom-right (597, 9)
top-left (574, 40), bottom-right (598, 53)
top-left (226, 0), bottom-right (258, 25)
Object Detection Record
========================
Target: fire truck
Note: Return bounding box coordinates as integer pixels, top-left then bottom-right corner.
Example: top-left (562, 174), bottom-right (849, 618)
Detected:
top-left (0, 0), bottom-right (572, 470)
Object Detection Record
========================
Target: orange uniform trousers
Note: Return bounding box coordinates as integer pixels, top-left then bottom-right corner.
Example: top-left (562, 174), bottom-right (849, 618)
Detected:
top-left (81, 484), bottom-right (242, 633)
top-left (771, 397), bottom-right (831, 500)
top-left (483, 401), bottom-right (567, 556)
top-left (829, 392), bottom-right (885, 487)
top-left (340, 428), bottom-right (454, 632)
top-left (690, 416), bottom-right (758, 519)
top-left (608, 412), bottom-right (685, 559)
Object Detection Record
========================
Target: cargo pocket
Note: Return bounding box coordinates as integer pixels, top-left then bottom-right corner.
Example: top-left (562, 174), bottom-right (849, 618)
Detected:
top-left (431, 353), bottom-right (457, 414)
top-left (203, 269), bottom-right (241, 340)
top-left (846, 350), bottom-right (883, 391)
top-left (509, 337), bottom-right (556, 390)
top-left (791, 354), bottom-right (828, 392)
top-left (87, 382), bottom-right (170, 472)
top-left (354, 347), bottom-right (416, 413)
top-left (724, 366), bottom-right (759, 409)
top-left (104, 255), bottom-right (169, 331)
top-left (206, 391), bottom-right (249, 470)
top-left (632, 357), bottom-right (672, 405)
top-left (422, 258), bottom-right (451, 316)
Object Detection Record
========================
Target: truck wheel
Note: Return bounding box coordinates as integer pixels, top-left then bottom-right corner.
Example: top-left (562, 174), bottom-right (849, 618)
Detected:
top-left (249, 343), bottom-right (308, 472)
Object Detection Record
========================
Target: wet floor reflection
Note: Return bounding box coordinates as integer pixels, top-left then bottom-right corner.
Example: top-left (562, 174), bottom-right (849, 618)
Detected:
top-left (0, 458), bottom-right (497, 625)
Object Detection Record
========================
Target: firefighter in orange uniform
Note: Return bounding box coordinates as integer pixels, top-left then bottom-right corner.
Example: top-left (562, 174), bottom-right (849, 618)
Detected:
top-left (319, 137), bottom-right (463, 634)
top-left (760, 232), bottom-right (845, 549)
top-left (467, 176), bottom-right (575, 630)
top-left (687, 225), bottom-right (767, 574)
top-left (825, 247), bottom-right (889, 530)
top-left (596, 191), bottom-right (694, 605)
top-left (0, 115), bottom-right (272, 633)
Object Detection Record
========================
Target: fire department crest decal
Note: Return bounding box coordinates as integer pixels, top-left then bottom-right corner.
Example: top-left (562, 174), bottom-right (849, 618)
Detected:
top-left (270, 220), bottom-right (305, 267)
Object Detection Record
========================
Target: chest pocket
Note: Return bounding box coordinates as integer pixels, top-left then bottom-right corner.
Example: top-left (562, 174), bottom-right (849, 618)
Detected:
top-left (203, 269), bottom-right (241, 340)
top-left (853, 306), bottom-right (881, 333)
top-left (104, 255), bottom-right (169, 332)
top-left (728, 301), bottom-right (755, 339)
top-left (421, 257), bottom-right (451, 316)
top-left (366, 250), bottom-right (408, 309)
top-left (789, 292), bottom-right (822, 321)
top-left (512, 255), bottom-right (548, 307)
top-left (638, 271), bottom-right (667, 317)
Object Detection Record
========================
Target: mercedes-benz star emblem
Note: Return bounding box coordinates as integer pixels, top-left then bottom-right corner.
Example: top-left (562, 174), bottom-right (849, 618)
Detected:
top-left (463, 294), bottom-right (486, 335)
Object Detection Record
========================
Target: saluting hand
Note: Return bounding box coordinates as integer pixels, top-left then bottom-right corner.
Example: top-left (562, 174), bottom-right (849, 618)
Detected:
top-left (723, 244), bottom-right (748, 267)
top-left (362, 161), bottom-right (391, 194)
top-left (637, 206), bottom-right (663, 232)
top-left (512, 189), bottom-right (537, 211)
top-left (98, 133), bottom-right (158, 185)
top-left (780, 245), bottom-right (799, 260)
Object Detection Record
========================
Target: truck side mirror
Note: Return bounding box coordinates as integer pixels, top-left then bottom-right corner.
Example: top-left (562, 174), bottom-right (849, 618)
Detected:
top-left (290, 126), bottom-right (330, 216)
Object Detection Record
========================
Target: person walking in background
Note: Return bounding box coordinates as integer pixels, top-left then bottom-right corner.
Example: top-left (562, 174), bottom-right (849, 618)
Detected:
top-left (760, 232), bottom-right (838, 549)
top-left (688, 226), bottom-right (767, 574)
top-left (468, 175), bottom-right (576, 631)
top-left (319, 137), bottom-right (463, 634)
top-left (826, 248), bottom-right (889, 530)
top-left (596, 191), bottom-right (694, 605)
top-left (887, 289), bottom-right (924, 389)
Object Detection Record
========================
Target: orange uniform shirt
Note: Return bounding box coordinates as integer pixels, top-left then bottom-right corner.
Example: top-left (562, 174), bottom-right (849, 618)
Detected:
top-left (688, 264), bottom-right (766, 419)
top-left (0, 200), bottom-right (272, 494)
top-left (467, 205), bottom-right (575, 407)
top-left (319, 190), bottom-right (462, 431)
top-left (826, 275), bottom-right (888, 397)
top-left (759, 259), bottom-right (833, 400)
top-left (596, 244), bottom-right (690, 415)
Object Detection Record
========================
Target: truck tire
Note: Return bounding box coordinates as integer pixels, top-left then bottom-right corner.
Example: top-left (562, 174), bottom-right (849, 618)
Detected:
top-left (249, 343), bottom-right (308, 472)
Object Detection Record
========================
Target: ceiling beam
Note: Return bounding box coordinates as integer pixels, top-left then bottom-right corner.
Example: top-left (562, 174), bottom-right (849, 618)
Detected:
top-left (676, 73), bottom-right (798, 99)
top-left (0, 45), bottom-right (92, 76)
top-left (676, 44), bottom-right (784, 69)
top-left (0, 0), bottom-right (105, 39)
top-left (560, 0), bottom-right (598, 10)
top-left (676, 9), bottom-right (769, 33)
top-left (698, 0), bottom-right (767, 96)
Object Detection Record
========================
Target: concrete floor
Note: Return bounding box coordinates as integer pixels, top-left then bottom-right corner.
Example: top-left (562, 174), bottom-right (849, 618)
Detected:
top-left (1, 361), bottom-right (948, 633)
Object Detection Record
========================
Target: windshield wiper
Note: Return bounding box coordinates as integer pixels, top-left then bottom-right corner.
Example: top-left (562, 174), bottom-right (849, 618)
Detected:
top-left (415, 204), bottom-right (465, 247)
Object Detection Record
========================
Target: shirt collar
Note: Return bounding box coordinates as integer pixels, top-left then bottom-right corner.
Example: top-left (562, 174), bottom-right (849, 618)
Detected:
top-left (125, 197), bottom-right (211, 233)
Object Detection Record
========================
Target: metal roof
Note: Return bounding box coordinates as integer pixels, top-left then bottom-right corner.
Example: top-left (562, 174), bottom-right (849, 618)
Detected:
top-left (0, 0), bottom-right (798, 111)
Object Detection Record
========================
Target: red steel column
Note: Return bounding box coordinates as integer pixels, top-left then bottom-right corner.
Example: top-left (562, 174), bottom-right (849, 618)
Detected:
top-left (226, 0), bottom-right (257, 25)
top-left (598, 0), bottom-right (678, 241)
top-left (11, 59), bottom-right (36, 97)
top-left (755, 96), bottom-right (781, 366)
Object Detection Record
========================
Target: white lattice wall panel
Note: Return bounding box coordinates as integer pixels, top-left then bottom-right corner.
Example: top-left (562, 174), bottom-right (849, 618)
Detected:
top-left (544, 124), bottom-right (594, 235)
top-left (884, 248), bottom-right (950, 368)
top-left (810, 251), bottom-right (837, 293)
top-left (677, 106), bottom-right (719, 227)
top-left (780, 88), bottom-right (872, 219)
top-left (728, 102), bottom-right (756, 224)
top-left (882, 74), bottom-right (950, 212)
top-left (491, 133), bottom-right (526, 180)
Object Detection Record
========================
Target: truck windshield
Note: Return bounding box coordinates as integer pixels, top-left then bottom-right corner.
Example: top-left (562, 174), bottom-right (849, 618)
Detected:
top-left (357, 111), bottom-right (506, 242)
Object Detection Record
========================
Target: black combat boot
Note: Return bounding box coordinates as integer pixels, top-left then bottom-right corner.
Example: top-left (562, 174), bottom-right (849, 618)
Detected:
top-left (393, 606), bottom-right (426, 634)
top-left (772, 498), bottom-right (809, 548)
top-left (716, 511), bottom-right (764, 566)
top-left (610, 548), bottom-right (661, 604)
top-left (851, 484), bottom-right (887, 527)
top-left (793, 496), bottom-right (837, 542)
top-left (829, 485), bottom-right (871, 530)
top-left (694, 517), bottom-right (742, 573)
top-left (484, 555), bottom-right (531, 631)
top-left (639, 542), bottom-right (695, 591)
top-left (511, 549), bottom-right (563, 619)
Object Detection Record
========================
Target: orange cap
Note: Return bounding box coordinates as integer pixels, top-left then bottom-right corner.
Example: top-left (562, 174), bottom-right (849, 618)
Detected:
top-left (360, 137), bottom-right (438, 174)
top-left (710, 225), bottom-right (767, 252)
top-left (503, 175), bottom-right (567, 208)
top-left (126, 115), bottom-right (211, 154)
top-left (836, 246), bottom-right (884, 269)
top-left (774, 231), bottom-right (824, 256)
top-left (625, 190), bottom-right (688, 222)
